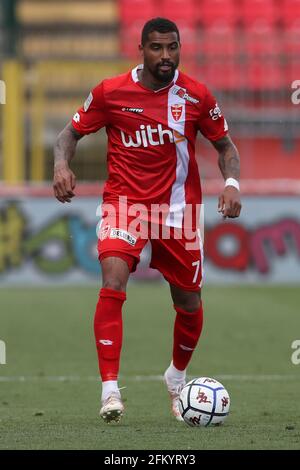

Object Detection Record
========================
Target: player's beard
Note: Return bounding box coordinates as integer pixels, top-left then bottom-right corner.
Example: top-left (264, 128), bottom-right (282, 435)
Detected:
top-left (152, 60), bottom-right (178, 84)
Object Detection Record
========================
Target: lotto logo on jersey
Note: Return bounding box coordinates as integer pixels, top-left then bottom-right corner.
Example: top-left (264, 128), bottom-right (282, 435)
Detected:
top-left (120, 124), bottom-right (176, 148)
top-left (122, 107), bottom-right (144, 114)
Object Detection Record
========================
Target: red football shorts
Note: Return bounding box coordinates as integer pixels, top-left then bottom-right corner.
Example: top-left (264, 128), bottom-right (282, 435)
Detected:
top-left (97, 209), bottom-right (203, 292)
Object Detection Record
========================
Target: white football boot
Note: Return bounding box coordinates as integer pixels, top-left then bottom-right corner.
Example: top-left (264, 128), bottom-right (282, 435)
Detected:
top-left (100, 392), bottom-right (124, 424)
top-left (164, 368), bottom-right (185, 422)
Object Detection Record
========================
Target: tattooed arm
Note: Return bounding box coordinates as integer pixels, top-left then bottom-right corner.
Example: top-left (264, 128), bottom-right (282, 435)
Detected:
top-left (53, 123), bottom-right (83, 203)
top-left (211, 134), bottom-right (242, 218)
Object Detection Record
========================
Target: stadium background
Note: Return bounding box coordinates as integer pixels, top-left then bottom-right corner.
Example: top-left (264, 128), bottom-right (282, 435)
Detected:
top-left (0, 0), bottom-right (299, 450)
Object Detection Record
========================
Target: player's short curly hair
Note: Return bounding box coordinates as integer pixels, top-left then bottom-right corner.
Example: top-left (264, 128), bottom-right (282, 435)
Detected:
top-left (141, 17), bottom-right (180, 46)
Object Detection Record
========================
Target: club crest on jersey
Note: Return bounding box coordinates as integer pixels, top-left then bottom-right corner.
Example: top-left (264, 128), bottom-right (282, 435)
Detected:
top-left (171, 104), bottom-right (183, 121)
top-left (172, 86), bottom-right (199, 104)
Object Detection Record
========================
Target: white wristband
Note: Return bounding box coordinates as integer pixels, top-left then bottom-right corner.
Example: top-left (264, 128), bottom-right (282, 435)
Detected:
top-left (225, 178), bottom-right (240, 191)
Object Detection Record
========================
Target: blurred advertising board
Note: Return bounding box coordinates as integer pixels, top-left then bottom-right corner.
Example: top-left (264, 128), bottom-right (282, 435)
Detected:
top-left (0, 183), bottom-right (299, 285)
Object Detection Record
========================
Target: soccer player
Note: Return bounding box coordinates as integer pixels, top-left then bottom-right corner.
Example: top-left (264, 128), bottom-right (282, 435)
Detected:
top-left (53, 18), bottom-right (241, 423)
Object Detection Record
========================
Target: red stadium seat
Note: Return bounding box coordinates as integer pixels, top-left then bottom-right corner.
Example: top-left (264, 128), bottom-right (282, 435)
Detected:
top-left (198, 60), bottom-right (244, 91)
top-left (286, 59), bottom-right (300, 87)
top-left (120, 21), bottom-right (143, 59)
top-left (241, 0), bottom-right (278, 28)
top-left (119, 0), bottom-right (156, 24)
top-left (281, 0), bottom-right (300, 27)
top-left (161, 0), bottom-right (197, 26)
top-left (281, 26), bottom-right (300, 87)
top-left (180, 58), bottom-right (198, 76)
top-left (199, 25), bottom-right (240, 59)
top-left (197, 0), bottom-right (239, 27)
top-left (175, 21), bottom-right (198, 58)
top-left (242, 24), bottom-right (282, 58)
top-left (282, 25), bottom-right (300, 58)
top-left (246, 59), bottom-right (284, 90)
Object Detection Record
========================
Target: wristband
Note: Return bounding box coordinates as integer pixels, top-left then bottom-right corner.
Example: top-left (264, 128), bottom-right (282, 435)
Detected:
top-left (225, 178), bottom-right (240, 191)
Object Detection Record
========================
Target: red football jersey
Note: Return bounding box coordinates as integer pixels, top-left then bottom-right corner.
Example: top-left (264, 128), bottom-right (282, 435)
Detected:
top-left (72, 65), bottom-right (228, 226)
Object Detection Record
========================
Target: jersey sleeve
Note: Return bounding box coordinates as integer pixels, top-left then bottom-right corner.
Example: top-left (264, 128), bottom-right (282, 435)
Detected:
top-left (71, 81), bottom-right (108, 135)
top-left (197, 87), bottom-right (228, 141)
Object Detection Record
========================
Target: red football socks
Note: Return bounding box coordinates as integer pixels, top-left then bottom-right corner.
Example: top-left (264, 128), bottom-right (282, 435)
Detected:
top-left (172, 302), bottom-right (203, 371)
top-left (94, 287), bottom-right (126, 382)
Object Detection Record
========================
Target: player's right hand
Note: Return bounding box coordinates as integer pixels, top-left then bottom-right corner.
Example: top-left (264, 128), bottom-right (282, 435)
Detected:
top-left (53, 162), bottom-right (76, 203)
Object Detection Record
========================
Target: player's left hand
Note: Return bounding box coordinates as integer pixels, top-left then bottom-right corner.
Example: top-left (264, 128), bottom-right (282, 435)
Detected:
top-left (218, 186), bottom-right (242, 219)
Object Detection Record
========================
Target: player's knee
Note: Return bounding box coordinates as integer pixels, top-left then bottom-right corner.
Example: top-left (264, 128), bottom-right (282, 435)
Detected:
top-left (102, 278), bottom-right (126, 292)
top-left (175, 292), bottom-right (201, 312)
top-left (180, 301), bottom-right (201, 313)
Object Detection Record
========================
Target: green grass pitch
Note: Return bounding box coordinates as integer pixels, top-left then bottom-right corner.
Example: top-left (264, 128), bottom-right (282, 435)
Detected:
top-left (0, 284), bottom-right (299, 450)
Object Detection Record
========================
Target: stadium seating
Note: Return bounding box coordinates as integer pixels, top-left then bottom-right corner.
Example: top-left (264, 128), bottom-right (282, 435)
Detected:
top-left (283, 25), bottom-right (300, 57)
top-left (23, 34), bottom-right (119, 60)
top-left (15, 0), bottom-right (297, 91)
top-left (281, 0), bottom-right (300, 27)
top-left (241, 24), bottom-right (282, 58)
top-left (198, 25), bottom-right (240, 60)
top-left (196, 0), bottom-right (239, 27)
top-left (282, 25), bottom-right (300, 85)
top-left (160, 0), bottom-right (197, 25)
top-left (17, 0), bottom-right (119, 60)
top-left (246, 59), bottom-right (284, 91)
top-left (17, 0), bottom-right (118, 25)
top-left (198, 60), bottom-right (244, 91)
top-left (172, 20), bottom-right (198, 58)
top-left (287, 59), bottom-right (300, 86)
top-left (119, 0), bottom-right (156, 24)
top-left (2, 0), bottom-right (296, 183)
top-left (240, 0), bottom-right (278, 28)
top-left (120, 21), bottom-right (143, 59)
top-left (117, 0), bottom-right (294, 94)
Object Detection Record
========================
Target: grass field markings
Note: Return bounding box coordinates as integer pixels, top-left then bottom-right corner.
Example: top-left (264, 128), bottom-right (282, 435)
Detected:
top-left (0, 374), bottom-right (298, 382)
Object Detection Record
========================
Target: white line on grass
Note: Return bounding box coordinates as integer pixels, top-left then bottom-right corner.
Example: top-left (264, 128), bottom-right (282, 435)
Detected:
top-left (0, 374), bottom-right (298, 382)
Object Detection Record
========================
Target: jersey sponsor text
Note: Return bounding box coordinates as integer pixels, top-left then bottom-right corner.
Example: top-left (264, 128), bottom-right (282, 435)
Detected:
top-left (120, 124), bottom-right (175, 148)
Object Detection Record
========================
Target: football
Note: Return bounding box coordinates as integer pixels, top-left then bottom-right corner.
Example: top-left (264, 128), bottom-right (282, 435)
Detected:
top-left (178, 377), bottom-right (230, 427)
